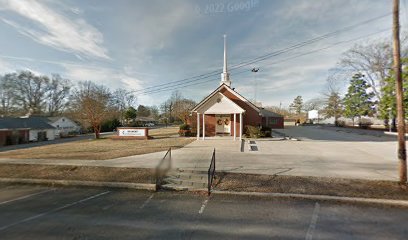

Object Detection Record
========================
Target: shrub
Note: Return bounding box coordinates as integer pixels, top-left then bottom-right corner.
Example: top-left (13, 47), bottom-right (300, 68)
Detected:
top-left (179, 124), bottom-right (190, 130)
top-left (335, 120), bottom-right (345, 127)
top-left (179, 124), bottom-right (191, 136)
top-left (260, 126), bottom-right (272, 137)
top-left (359, 118), bottom-right (373, 129)
top-left (246, 126), bottom-right (261, 138)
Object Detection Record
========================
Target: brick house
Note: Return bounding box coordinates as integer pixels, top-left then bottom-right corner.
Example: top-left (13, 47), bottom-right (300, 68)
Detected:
top-left (189, 35), bottom-right (283, 140)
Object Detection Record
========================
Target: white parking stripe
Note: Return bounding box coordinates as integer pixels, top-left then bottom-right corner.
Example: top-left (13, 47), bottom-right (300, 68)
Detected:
top-left (305, 202), bottom-right (320, 240)
top-left (140, 194), bottom-right (154, 209)
top-left (0, 189), bottom-right (54, 206)
top-left (198, 199), bottom-right (209, 214)
top-left (0, 191), bottom-right (110, 232)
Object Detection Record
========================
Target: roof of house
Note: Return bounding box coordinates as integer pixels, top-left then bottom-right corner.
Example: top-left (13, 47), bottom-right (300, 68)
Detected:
top-left (0, 117), bottom-right (56, 130)
top-left (259, 108), bottom-right (283, 118)
top-left (135, 116), bottom-right (157, 122)
top-left (47, 116), bottom-right (62, 122)
top-left (192, 83), bottom-right (260, 113)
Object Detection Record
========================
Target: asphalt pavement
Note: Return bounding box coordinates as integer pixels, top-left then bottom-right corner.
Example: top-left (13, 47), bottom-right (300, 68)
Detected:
top-left (0, 184), bottom-right (407, 239)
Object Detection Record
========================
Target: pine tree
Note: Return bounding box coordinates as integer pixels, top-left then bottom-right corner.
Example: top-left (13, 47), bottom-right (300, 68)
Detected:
top-left (323, 92), bottom-right (343, 125)
top-left (343, 73), bottom-right (375, 125)
top-left (378, 61), bottom-right (408, 130)
top-left (289, 96), bottom-right (303, 114)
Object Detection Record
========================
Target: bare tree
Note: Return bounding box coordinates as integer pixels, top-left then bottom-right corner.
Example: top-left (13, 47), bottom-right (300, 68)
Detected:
top-left (47, 74), bottom-right (71, 116)
top-left (161, 90), bottom-right (183, 123)
top-left (112, 88), bottom-right (136, 124)
top-left (304, 98), bottom-right (325, 112)
top-left (70, 81), bottom-right (112, 139)
top-left (0, 75), bottom-right (15, 116)
top-left (340, 40), bottom-right (393, 100)
top-left (5, 71), bottom-right (50, 115)
top-left (174, 99), bottom-right (196, 124)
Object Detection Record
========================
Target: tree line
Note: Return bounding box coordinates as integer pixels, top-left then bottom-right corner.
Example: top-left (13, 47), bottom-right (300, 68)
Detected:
top-left (0, 70), bottom-right (196, 138)
top-left (269, 36), bottom-right (408, 129)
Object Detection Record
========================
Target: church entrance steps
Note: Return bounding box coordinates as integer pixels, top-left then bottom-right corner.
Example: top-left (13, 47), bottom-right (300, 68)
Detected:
top-left (161, 169), bottom-right (208, 191)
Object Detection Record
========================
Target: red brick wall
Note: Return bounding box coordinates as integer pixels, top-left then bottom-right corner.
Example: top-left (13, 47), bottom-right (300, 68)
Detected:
top-left (0, 130), bottom-right (29, 146)
top-left (220, 88), bottom-right (262, 134)
top-left (190, 113), bottom-right (216, 137)
top-left (262, 117), bottom-right (284, 129)
top-left (188, 88), bottom-right (285, 136)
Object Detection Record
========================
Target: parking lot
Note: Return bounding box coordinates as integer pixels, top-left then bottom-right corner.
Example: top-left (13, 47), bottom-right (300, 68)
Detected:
top-left (0, 184), bottom-right (407, 239)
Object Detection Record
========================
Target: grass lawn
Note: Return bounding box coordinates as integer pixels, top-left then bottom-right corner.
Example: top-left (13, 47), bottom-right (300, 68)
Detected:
top-left (0, 126), bottom-right (194, 160)
top-left (215, 172), bottom-right (408, 200)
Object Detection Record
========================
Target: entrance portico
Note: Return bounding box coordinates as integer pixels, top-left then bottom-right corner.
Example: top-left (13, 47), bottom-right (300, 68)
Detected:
top-left (193, 92), bottom-right (245, 141)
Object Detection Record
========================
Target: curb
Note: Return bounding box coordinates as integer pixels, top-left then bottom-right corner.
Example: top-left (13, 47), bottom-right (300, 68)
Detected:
top-left (211, 190), bottom-right (408, 208)
top-left (0, 178), bottom-right (157, 191)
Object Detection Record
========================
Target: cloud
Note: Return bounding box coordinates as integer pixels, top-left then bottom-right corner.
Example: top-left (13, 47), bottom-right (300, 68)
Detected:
top-left (0, 58), bottom-right (12, 73)
top-left (62, 64), bottom-right (157, 106)
top-left (0, 0), bottom-right (109, 59)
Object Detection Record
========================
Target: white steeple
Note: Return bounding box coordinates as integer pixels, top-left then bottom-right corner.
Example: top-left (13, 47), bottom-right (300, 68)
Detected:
top-left (220, 34), bottom-right (231, 86)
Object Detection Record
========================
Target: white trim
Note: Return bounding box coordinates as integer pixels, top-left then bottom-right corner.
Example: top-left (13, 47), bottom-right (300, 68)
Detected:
top-left (234, 113), bottom-right (236, 141)
top-left (197, 113), bottom-right (200, 140)
top-left (202, 114), bottom-right (205, 140)
top-left (192, 84), bottom-right (260, 113)
top-left (196, 92), bottom-right (245, 114)
top-left (239, 113), bottom-right (243, 141)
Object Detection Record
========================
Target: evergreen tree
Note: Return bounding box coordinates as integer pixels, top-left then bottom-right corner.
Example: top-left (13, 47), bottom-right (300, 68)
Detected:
top-left (343, 73), bottom-right (375, 125)
top-left (323, 92), bottom-right (343, 125)
top-left (123, 107), bottom-right (137, 125)
top-left (378, 61), bottom-right (408, 130)
top-left (289, 96), bottom-right (303, 114)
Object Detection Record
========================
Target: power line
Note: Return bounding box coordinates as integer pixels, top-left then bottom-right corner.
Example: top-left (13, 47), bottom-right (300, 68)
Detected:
top-left (131, 13), bottom-right (391, 94)
top-left (139, 28), bottom-right (391, 96)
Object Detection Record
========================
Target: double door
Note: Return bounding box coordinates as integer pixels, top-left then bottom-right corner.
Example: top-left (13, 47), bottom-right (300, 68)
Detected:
top-left (216, 115), bottom-right (231, 134)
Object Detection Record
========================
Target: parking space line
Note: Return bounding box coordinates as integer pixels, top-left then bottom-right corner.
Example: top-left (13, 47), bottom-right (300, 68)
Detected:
top-left (305, 202), bottom-right (320, 240)
top-left (0, 191), bottom-right (110, 232)
top-left (0, 189), bottom-right (54, 206)
top-left (139, 194), bottom-right (154, 209)
top-left (198, 198), bottom-right (209, 214)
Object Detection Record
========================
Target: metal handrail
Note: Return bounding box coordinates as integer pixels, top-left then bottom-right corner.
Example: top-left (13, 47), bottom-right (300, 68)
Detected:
top-left (155, 148), bottom-right (171, 188)
top-left (208, 148), bottom-right (216, 195)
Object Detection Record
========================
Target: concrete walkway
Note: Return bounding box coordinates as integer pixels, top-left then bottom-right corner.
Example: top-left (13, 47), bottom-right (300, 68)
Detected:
top-left (0, 126), bottom-right (401, 181)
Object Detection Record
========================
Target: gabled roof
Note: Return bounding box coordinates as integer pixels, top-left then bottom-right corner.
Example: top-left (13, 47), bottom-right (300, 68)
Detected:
top-left (47, 116), bottom-right (62, 123)
top-left (259, 108), bottom-right (283, 118)
top-left (194, 92), bottom-right (245, 114)
top-left (0, 117), bottom-right (56, 130)
top-left (192, 83), bottom-right (260, 113)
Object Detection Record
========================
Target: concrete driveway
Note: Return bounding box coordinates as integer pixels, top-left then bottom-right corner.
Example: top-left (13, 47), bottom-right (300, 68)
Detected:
top-left (167, 125), bottom-right (400, 181)
top-left (0, 125), bottom-right (400, 181)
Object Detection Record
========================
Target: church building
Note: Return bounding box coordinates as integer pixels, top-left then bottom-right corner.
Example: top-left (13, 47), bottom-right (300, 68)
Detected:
top-left (190, 35), bottom-right (284, 140)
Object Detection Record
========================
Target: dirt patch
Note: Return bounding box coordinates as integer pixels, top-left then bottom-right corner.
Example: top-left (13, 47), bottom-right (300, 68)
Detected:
top-left (0, 164), bottom-right (154, 183)
top-left (214, 172), bottom-right (408, 200)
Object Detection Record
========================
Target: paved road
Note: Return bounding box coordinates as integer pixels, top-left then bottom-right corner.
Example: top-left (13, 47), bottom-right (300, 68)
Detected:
top-left (0, 184), bottom-right (407, 239)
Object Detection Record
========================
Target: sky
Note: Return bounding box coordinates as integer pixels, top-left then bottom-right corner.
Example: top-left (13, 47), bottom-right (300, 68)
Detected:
top-left (0, 0), bottom-right (403, 108)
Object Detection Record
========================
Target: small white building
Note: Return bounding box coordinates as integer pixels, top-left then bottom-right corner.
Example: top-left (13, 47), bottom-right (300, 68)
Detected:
top-left (46, 117), bottom-right (80, 137)
top-left (17, 117), bottom-right (57, 141)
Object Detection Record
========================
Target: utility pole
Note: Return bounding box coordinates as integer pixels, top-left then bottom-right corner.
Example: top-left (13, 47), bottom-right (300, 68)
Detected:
top-left (251, 68), bottom-right (259, 104)
top-left (392, 0), bottom-right (407, 184)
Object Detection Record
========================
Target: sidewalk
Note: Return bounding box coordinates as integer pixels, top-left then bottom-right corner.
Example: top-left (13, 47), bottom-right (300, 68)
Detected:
top-left (0, 136), bottom-right (400, 181)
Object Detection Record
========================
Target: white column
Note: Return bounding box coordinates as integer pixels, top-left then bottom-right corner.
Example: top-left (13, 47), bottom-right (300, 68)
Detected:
top-left (202, 113), bottom-right (205, 140)
top-left (239, 113), bottom-right (243, 141)
top-left (233, 113), bottom-right (236, 141)
top-left (197, 113), bottom-right (200, 140)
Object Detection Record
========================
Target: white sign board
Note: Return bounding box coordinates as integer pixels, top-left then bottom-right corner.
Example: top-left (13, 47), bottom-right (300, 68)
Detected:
top-left (118, 129), bottom-right (146, 137)
top-left (308, 110), bottom-right (319, 119)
